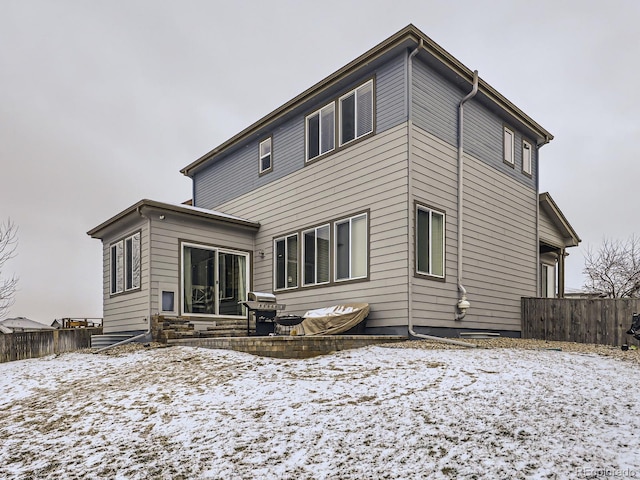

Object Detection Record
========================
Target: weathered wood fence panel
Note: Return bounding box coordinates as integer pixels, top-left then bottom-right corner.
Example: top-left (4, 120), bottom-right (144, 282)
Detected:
top-left (522, 298), bottom-right (640, 346)
top-left (0, 328), bottom-right (102, 363)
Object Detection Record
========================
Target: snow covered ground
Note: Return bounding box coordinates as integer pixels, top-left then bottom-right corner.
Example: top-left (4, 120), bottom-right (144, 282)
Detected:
top-left (1, 344), bottom-right (639, 479)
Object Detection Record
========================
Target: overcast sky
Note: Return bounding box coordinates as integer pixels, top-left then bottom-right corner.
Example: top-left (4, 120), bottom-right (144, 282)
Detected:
top-left (1, 0), bottom-right (638, 323)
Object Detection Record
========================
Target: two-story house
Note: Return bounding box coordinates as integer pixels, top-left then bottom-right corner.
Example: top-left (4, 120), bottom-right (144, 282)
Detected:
top-left (88, 24), bottom-right (580, 341)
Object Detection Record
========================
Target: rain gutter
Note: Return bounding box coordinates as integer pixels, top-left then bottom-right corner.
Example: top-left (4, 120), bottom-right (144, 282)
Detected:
top-left (406, 39), bottom-right (476, 348)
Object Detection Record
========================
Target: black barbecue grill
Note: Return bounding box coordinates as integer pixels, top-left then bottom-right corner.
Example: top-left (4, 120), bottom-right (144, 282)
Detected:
top-left (240, 292), bottom-right (286, 336)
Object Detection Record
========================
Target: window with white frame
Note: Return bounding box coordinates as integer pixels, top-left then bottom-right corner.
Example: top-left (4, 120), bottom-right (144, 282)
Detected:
top-left (274, 234), bottom-right (298, 290)
top-left (158, 283), bottom-right (178, 314)
top-left (503, 126), bottom-right (515, 166)
top-left (306, 103), bottom-right (335, 161)
top-left (110, 232), bottom-right (141, 295)
top-left (181, 242), bottom-right (249, 317)
top-left (522, 140), bottom-right (532, 175)
top-left (335, 213), bottom-right (368, 281)
top-left (416, 206), bottom-right (445, 278)
top-left (339, 80), bottom-right (374, 146)
top-left (302, 225), bottom-right (330, 285)
top-left (259, 137), bottom-right (272, 174)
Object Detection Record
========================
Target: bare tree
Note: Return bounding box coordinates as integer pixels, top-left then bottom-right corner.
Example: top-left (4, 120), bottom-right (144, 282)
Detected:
top-left (583, 235), bottom-right (640, 298)
top-left (0, 219), bottom-right (18, 318)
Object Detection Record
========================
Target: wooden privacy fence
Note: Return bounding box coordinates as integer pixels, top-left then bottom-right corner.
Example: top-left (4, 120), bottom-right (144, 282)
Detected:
top-left (0, 328), bottom-right (102, 363)
top-left (522, 298), bottom-right (640, 347)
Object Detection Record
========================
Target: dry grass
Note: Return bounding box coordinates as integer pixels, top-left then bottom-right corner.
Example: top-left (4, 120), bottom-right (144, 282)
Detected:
top-left (382, 337), bottom-right (640, 364)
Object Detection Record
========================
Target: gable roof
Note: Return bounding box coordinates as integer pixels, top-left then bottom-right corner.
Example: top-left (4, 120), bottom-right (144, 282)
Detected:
top-left (181, 23), bottom-right (553, 177)
top-left (87, 199), bottom-right (260, 239)
top-left (539, 192), bottom-right (581, 248)
top-left (0, 317), bottom-right (55, 332)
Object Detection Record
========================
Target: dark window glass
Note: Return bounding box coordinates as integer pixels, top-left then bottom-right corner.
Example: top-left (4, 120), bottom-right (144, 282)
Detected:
top-left (275, 239), bottom-right (285, 290)
top-left (308, 114), bottom-right (320, 159)
top-left (304, 231), bottom-right (316, 284)
top-left (287, 235), bottom-right (298, 288)
top-left (162, 291), bottom-right (175, 312)
top-left (341, 93), bottom-right (355, 144)
top-left (336, 221), bottom-right (350, 280)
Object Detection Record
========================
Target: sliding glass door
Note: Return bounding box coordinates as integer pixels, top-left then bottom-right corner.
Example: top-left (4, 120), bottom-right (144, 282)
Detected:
top-left (182, 243), bottom-right (248, 317)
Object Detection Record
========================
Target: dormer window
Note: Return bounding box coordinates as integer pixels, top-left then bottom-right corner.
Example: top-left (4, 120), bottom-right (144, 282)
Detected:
top-left (259, 137), bottom-right (272, 174)
top-left (339, 80), bottom-right (374, 146)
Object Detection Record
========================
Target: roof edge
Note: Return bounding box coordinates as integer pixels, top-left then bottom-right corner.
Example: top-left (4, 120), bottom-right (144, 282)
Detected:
top-left (181, 24), bottom-right (554, 177)
top-left (180, 24), bottom-right (419, 177)
top-left (539, 192), bottom-right (581, 247)
top-left (87, 199), bottom-right (260, 238)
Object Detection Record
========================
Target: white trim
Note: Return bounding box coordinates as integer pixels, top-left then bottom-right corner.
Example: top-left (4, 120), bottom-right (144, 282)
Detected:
top-left (504, 126), bottom-right (515, 165)
top-left (305, 103), bottom-right (335, 161)
top-left (522, 139), bottom-right (532, 175)
top-left (158, 283), bottom-right (178, 315)
top-left (338, 79), bottom-right (374, 147)
top-left (416, 205), bottom-right (445, 278)
top-left (302, 224), bottom-right (330, 286)
top-left (259, 137), bottom-right (272, 173)
top-left (110, 232), bottom-right (140, 295)
top-left (180, 241), bottom-right (249, 318)
top-left (334, 212), bottom-right (368, 282)
top-left (273, 233), bottom-right (298, 291)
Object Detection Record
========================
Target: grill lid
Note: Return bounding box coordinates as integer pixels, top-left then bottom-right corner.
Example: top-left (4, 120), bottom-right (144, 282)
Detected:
top-left (248, 291), bottom-right (277, 303)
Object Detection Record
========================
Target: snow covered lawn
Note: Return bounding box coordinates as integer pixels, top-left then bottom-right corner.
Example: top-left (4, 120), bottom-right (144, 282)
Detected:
top-left (1, 344), bottom-right (639, 479)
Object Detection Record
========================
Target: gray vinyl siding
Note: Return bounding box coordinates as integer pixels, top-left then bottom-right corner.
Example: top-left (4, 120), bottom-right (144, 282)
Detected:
top-left (539, 206), bottom-right (565, 248)
top-left (193, 55), bottom-right (407, 210)
top-left (412, 58), bottom-right (536, 190)
top-left (411, 126), bottom-right (537, 332)
top-left (102, 218), bottom-right (150, 334)
top-left (147, 213), bottom-right (256, 322)
top-left (375, 54), bottom-right (406, 132)
top-left (214, 123), bottom-right (410, 328)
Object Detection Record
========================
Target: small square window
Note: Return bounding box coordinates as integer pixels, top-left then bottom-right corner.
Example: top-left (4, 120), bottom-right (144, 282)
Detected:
top-left (259, 138), bottom-right (272, 174)
top-left (162, 291), bottom-right (175, 312)
top-left (503, 127), bottom-right (515, 166)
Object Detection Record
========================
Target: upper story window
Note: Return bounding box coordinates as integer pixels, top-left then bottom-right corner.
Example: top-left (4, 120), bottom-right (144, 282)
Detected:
top-left (306, 104), bottom-right (335, 161)
top-left (111, 232), bottom-right (141, 295)
top-left (335, 213), bottom-right (368, 281)
top-left (416, 206), bottom-right (445, 278)
top-left (274, 233), bottom-right (298, 290)
top-left (259, 137), bottom-right (272, 174)
top-left (522, 140), bottom-right (532, 176)
top-left (305, 79), bottom-right (375, 163)
top-left (339, 80), bottom-right (374, 146)
top-left (503, 126), bottom-right (515, 166)
top-left (302, 224), bottom-right (330, 286)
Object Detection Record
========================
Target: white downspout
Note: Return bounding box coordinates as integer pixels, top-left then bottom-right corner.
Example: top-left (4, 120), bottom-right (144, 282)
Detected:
top-left (406, 40), bottom-right (476, 348)
top-left (455, 71), bottom-right (478, 321)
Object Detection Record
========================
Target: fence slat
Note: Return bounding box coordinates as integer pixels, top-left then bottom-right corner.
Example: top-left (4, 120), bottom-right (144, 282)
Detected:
top-left (0, 328), bottom-right (101, 363)
top-left (522, 298), bottom-right (640, 347)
